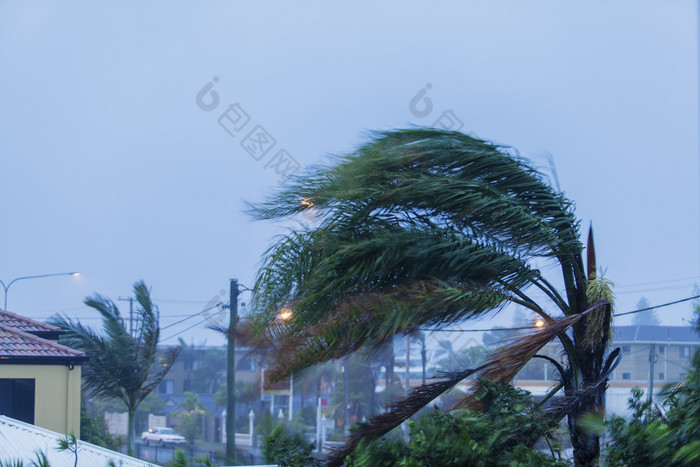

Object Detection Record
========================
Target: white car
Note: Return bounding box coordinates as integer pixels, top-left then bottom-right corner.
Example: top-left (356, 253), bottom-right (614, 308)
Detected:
top-left (141, 427), bottom-right (186, 446)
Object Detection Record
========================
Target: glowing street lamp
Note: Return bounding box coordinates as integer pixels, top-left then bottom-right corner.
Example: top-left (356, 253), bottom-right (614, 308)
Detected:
top-left (534, 318), bottom-right (546, 328)
top-left (278, 308), bottom-right (293, 321)
top-left (0, 272), bottom-right (80, 310)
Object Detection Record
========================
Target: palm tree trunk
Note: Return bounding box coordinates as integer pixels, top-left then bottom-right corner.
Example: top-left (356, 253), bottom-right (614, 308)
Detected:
top-left (569, 303), bottom-right (611, 466)
top-left (127, 407), bottom-right (136, 457)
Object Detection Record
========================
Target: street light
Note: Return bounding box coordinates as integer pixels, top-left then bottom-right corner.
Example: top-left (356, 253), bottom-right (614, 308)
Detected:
top-left (277, 308), bottom-right (293, 321)
top-left (0, 272), bottom-right (80, 310)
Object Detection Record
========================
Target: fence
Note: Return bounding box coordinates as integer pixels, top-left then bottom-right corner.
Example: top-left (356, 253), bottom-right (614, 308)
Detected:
top-left (127, 442), bottom-right (219, 465)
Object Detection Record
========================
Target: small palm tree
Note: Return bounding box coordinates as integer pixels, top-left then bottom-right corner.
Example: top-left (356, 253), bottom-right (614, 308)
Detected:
top-left (51, 281), bottom-right (179, 456)
top-left (176, 392), bottom-right (210, 445)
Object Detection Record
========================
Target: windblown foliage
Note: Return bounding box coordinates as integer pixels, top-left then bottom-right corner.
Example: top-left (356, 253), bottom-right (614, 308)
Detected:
top-left (248, 129), bottom-right (617, 465)
top-left (50, 281), bottom-right (179, 456)
top-left (345, 380), bottom-right (571, 467)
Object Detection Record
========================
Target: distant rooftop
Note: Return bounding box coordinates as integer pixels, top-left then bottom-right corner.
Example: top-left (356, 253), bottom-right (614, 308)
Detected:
top-left (0, 324), bottom-right (87, 363)
top-left (614, 325), bottom-right (699, 344)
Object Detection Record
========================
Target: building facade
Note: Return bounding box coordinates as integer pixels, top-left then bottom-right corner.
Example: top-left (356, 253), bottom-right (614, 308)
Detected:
top-left (0, 309), bottom-right (87, 436)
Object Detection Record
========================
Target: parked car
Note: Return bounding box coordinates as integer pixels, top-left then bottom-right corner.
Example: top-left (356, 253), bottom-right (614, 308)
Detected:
top-left (141, 427), bottom-right (186, 446)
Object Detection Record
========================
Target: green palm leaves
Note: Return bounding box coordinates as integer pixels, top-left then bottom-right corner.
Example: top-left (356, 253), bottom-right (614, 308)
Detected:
top-left (50, 281), bottom-right (179, 455)
top-left (249, 130), bottom-right (583, 378)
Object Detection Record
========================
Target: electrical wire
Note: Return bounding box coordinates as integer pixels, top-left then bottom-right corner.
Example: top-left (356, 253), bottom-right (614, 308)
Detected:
top-left (160, 303), bottom-right (223, 331)
top-left (615, 294), bottom-right (700, 317)
top-left (615, 275), bottom-right (700, 289)
top-left (419, 294), bottom-right (700, 333)
top-left (161, 315), bottom-right (218, 342)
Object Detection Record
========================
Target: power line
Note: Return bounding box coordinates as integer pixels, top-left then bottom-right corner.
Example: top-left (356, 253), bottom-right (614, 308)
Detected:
top-left (420, 294), bottom-right (700, 333)
top-left (418, 325), bottom-right (538, 333)
top-left (615, 284), bottom-right (699, 295)
top-left (160, 303), bottom-right (223, 331)
top-left (161, 315), bottom-right (216, 342)
top-left (615, 294), bottom-right (700, 317)
top-left (615, 275), bottom-right (700, 289)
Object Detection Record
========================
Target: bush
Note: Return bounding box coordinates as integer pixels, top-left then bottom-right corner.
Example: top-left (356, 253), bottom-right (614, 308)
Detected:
top-left (299, 404), bottom-right (316, 427)
top-left (604, 351), bottom-right (700, 466)
top-left (262, 422), bottom-right (318, 467)
top-left (347, 380), bottom-right (570, 466)
top-left (80, 405), bottom-right (119, 451)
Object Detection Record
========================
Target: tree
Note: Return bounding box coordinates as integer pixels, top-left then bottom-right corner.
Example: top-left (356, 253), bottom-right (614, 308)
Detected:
top-left (176, 392), bottom-right (210, 446)
top-left (633, 297), bottom-right (660, 327)
top-left (346, 380), bottom-right (571, 466)
top-left (262, 423), bottom-right (319, 467)
top-left (80, 405), bottom-right (119, 451)
top-left (437, 345), bottom-right (487, 374)
top-left (247, 129), bottom-right (618, 465)
top-left (50, 281), bottom-right (180, 456)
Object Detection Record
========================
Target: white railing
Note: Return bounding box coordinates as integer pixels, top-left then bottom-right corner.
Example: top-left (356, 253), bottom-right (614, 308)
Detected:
top-left (235, 432), bottom-right (253, 447)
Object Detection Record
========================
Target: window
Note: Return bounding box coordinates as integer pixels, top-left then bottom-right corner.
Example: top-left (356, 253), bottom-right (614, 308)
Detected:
top-left (274, 394), bottom-right (289, 417)
top-left (680, 346), bottom-right (690, 358)
top-left (659, 372), bottom-right (665, 380)
top-left (159, 379), bottom-right (174, 394)
top-left (622, 373), bottom-right (631, 380)
top-left (621, 345), bottom-right (630, 353)
top-left (0, 379), bottom-right (35, 424)
top-left (658, 346), bottom-right (665, 355)
top-left (238, 358), bottom-right (256, 371)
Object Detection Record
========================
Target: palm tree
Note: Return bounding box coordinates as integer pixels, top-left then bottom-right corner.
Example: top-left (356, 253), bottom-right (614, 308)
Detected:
top-left (247, 129), bottom-right (618, 465)
top-left (176, 391), bottom-right (210, 445)
top-left (50, 281), bottom-right (179, 456)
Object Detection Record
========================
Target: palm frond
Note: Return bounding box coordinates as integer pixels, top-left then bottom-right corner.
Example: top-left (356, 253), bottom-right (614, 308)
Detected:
top-left (260, 281), bottom-right (515, 381)
top-left (251, 130), bottom-right (581, 259)
top-left (541, 348), bottom-right (621, 423)
top-left (324, 364), bottom-right (493, 467)
top-left (453, 301), bottom-right (608, 411)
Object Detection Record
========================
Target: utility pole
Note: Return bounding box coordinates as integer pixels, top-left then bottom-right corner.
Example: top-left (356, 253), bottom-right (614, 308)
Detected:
top-left (405, 336), bottom-right (410, 396)
top-left (118, 297), bottom-right (134, 336)
top-left (648, 343), bottom-right (656, 404)
top-left (343, 358), bottom-right (350, 434)
top-left (226, 279), bottom-right (239, 463)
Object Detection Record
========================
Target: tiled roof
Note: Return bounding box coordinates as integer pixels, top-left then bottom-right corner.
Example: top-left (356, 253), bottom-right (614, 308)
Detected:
top-left (0, 308), bottom-right (62, 335)
top-left (614, 325), bottom-right (700, 344)
top-left (0, 324), bottom-right (86, 360)
top-left (0, 415), bottom-right (155, 467)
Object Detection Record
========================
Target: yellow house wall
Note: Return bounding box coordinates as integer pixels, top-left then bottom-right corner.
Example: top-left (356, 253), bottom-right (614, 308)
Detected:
top-left (0, 363), bottom-right (81, 437)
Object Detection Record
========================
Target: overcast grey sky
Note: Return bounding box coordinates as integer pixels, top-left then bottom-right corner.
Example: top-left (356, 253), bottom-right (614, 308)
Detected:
top-left (1, 1), bottom-right (698, 347)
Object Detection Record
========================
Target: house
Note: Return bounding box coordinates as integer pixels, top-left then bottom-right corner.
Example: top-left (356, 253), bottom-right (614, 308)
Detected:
top-left (508, 324), bottom-right (700, 416)
top-left (0, 415), bottom-right (154, 467)
top-left (156, 345), bottom-right (259, 395)
top-left (0, 308), bottom-right (87, 436)
top-left (605, 325), bottom-right (700, 415)
top-left (610, 325), bottom-right (699, 383)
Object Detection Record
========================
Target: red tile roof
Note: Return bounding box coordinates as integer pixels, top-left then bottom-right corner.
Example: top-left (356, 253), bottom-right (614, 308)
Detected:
top-left (0, 309), bottom-right (61, 334)
top-left (0, 324), bottom-right (86, 360)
